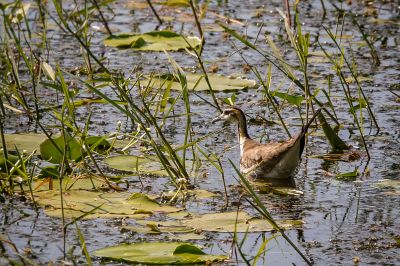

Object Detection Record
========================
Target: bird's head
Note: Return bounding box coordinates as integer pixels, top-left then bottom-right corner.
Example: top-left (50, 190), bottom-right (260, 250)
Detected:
top-left (212, 107), bottom-right (244, 123)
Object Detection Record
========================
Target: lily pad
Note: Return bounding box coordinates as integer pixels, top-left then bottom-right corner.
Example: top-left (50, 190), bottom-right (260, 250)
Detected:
top-left (148, 73), bottom-right (256, 91)
top-left (33, 190), bottom-right (180, 219)
top-left (105, 155), bottom-right (195, 177)
top-left (104, 31), bottom-right (201, 51)
top-left (181, 211), bottom-right (303, 233)
top-left (188, 189), bottom-right (217, 199)
top-left (39, 133), bottom-right (82, 164)
top-left (336, 168), bottom-right (359, 181)
top-left (39, 134), bottom-right (112, 164)
top-left (125, 220), bottom-right (205, 240)
top-left (104, 155), bottom-right (168, 176)
top-left (122, 222), bottom-right (194, 234)
top-left (32, 176), bottom-right (107, 190)
top-left (1, 133), bottom-right (47, 153)
top-left (93, 242), bottom-right (227, 264)
top-left (157, 0), bottom-right (190, 7)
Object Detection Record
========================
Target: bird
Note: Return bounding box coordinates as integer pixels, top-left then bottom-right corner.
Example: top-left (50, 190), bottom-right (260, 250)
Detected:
top-left (213, 107), bottom-right (321, 180)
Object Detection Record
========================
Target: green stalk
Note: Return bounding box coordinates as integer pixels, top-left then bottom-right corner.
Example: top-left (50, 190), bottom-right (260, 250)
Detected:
top-left (323, 25), bottom-right (379, 132)
top-left (74, 221), bottom-right (93, 266)
top-left (189, 0), bottom-right (205, 55)
top-left (146, 0), bottom-right (163, 25)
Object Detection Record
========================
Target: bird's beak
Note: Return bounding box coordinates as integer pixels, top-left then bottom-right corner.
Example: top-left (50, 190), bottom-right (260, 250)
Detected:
top-left (212, 113), bottom-right (223, 124)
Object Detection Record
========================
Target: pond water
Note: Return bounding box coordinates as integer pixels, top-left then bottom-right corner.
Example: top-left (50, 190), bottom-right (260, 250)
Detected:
top-left (1, 0), bottom-right (399, 265)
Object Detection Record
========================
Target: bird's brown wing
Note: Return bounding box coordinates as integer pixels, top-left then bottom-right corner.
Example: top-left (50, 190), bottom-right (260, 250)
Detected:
top-left (240, 136), bottom-right (299, 171)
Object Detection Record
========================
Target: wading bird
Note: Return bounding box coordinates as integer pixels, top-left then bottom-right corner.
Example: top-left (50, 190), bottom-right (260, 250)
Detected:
top-left (213, 107), bottom-right (321, 180)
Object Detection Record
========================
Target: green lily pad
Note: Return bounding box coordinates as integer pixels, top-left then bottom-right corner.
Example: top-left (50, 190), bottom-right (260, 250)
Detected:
top-left (104, 155), bottom-right (195, 177)
top-left (1, 133), bottom-right (47, 153)
top-left (336, 168), bottom-right (359, 181)
top-left (167, 232), bottom-right (205, 241)
top-left (131, 221), bottom-right (205, 240)
top-left (122, 222), bottom-right (194, 234)
top-left (39, 134), bottom-right (112, 164)
top-left (181, 211), bottom-right (303, 233)
top-left (157, 0), bottom-right (190, 7)
top-left (104, 31), bottom-right (201, 51)
top-left (188, 189), bottom-right (217, 199)
top-left (168, 211), bottom-right (191, 219)
top-left (93, 242), bottom-right (227, 264)
top-left (32, 176), bottom-right (107, 190)
top-left (148, 73), bottom-right (256, 91)
top-left (44, 208), bottom-right (150, 220)
top-left (33, 190), bottom-right (180, 219)
top-left (39, 133), bottom-right (82, 164)
top-left (104, 155), bottom-right (168, 176)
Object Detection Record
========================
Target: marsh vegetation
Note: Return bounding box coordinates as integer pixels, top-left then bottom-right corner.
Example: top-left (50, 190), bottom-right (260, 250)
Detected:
top-left (0, 0), bottom-right (399, 265)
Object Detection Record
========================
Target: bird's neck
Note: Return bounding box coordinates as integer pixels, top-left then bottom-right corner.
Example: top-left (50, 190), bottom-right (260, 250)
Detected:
top-left (236, 111), bottom-right (250, 156)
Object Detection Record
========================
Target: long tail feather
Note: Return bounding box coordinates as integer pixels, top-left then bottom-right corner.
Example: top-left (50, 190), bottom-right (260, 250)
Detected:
top-left (299, 108), bottom-right (323, 155)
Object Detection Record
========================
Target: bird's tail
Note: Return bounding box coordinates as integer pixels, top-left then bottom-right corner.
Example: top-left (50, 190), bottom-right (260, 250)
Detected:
top-left (302, 108), bottom-right (323, 134)
top-left (299, 108), bottom-right (323, 155)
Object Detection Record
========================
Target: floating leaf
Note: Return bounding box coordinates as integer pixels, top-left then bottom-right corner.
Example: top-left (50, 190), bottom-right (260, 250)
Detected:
top-left (310, 150), bottom-right (361, 162)
top-left (181, 211), bottom-right (303, 233)
top-left (251, 183), bottom-right (304, 196)
top-left (1, 133), bottom-right (47, 153)
top-left (104, 31), bottom-right (201, 51)
top-left (104, 155), bottom-right (168, 176)
top-left (39, 134), bottom-right (112, 164)
top-left (188, 189), bottom-right (217, 199)
top-left (93, 242), bottom-right (227, 264)
top-left (336, 168), bottom-right (359, 181)
top-left (157, 0), bottom-right (190, 7)
top-left (148, 73), bottom-right (256, 91)
top-left (131, 216), bottom-right (206, 241)
top-left (122, 222), bottom-right (194, 235)
top-left (168, 211), bottom-right (191, 219)
top-left (28, 176), bottom-right (180, 218)
top-left (105, 155), bottom-right (195, 176)
top-left (39, 133), bottom-right (82, 163)
top-left (34, 189), bottom-right (180, 219)
top-left (173, 244), bottom-right (205, 255)
top-left (32, 176), bottom-right (106, 190)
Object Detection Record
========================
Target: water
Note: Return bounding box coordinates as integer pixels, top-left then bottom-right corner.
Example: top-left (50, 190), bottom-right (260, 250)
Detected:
top-left (1, 0), bottom-right (399, 265)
